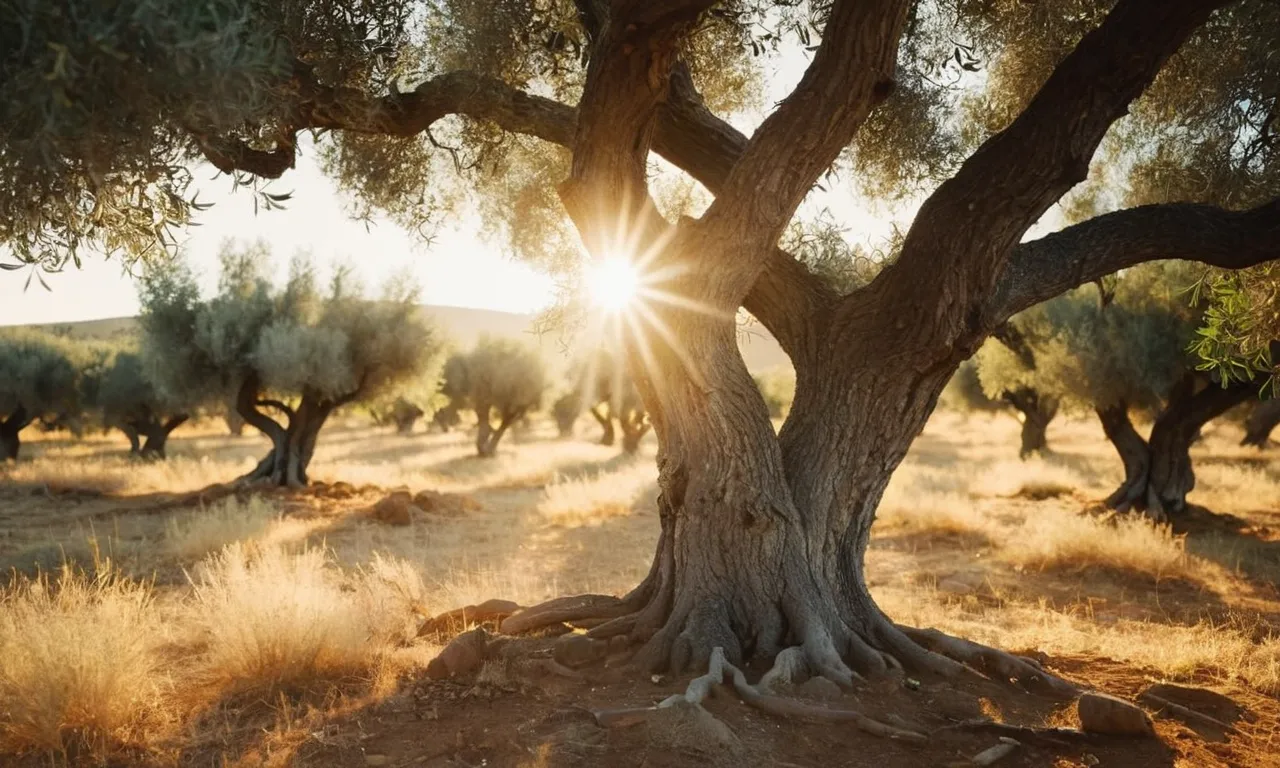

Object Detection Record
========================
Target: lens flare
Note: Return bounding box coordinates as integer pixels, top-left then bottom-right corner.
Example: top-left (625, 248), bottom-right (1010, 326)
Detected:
top-left (585, 257), bottom-right (642, 313)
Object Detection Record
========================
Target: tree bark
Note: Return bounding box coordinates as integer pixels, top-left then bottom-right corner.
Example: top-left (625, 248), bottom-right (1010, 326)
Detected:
top-left (1, 406), bottom-right (33, 462)
top-left (474, 403), bottom-right (522, 458)
top-left (1, 406), bottom-right (30, 462)
top-left (1242, 399), bottom-right (1280, 448)
top-left (1097, 403), bottom-right (1150, 512)
top-left (590, 404), bottom-right (615, 446)
top-left (619, 408), bottom-right (649, 454)
top-left (1002, 388), bottom-right (1058, 458)
top-left (120, 422), bottom-right (142, 455)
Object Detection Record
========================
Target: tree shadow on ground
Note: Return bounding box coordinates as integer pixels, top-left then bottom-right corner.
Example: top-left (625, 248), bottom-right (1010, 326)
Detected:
top-left (1176, 504), bottom-right (1280, 598)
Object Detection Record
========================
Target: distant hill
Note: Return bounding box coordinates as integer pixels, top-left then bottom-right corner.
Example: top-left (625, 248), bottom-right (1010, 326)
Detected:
top-left (28, 304), bottom-right (790, 373)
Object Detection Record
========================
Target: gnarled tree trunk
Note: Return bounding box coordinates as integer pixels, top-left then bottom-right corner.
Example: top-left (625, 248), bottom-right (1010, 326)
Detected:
top-left (1242, 399), bottom-right (1280, 448)
top-left (590, 403), bottom-right (615, 446)
top-left (139, 414), bottom-right (189, 460)
top-left (236, 377), bottom-right (353, 487)
top-left (1002, 387), bottom-right (1058, 458)
top-left (618, 407), bottom-right (650, 454)
top-left (119, 422), bottom-right (142, 455)
top-left (1, 406), bottom-right (32, 462)
top-left (475, 403), bottom-right (523, 458)
top-left (1098, 378), bottom-right (1254, 519)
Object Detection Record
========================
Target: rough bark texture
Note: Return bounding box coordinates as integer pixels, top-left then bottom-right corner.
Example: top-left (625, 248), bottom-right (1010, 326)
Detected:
top-left (1, 406), bottom-right (32, 462)
top-left (1098, 379), bottom-right (1255, 519)
top-left (236, 377), bottom-right (355, 487)
top-left (1242, 399), bottom-right (1280, 448)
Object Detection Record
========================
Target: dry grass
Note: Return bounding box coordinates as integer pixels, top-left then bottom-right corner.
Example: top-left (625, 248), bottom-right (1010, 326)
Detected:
top-left (1002, 511), bottom-right (1194, 578)
top-left (1, 413), bottom-right (1278, 762)
top-left (537, 459), bottom-right (657, 527)
top-left (185, 544), bottom-right (426, 698)
top-left (163, 496), bottom-right (281, 561)
top-left (0, 564), bottom-right (171, 760)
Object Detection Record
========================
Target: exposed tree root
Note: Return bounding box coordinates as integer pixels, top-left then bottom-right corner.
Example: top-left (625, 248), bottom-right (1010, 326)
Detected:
top-left (593, 647), bottom-right (927, 742)
top-left (502, 585), bottom-right (1080, 701)
top-left (896, 625), bottom-right (1080, 698)
top-left (936, 718), bottom-right (1104, 747)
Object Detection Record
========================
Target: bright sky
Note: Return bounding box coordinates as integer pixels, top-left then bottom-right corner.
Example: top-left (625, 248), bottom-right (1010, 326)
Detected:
top-left (0, 45), bottom-right (897, 327)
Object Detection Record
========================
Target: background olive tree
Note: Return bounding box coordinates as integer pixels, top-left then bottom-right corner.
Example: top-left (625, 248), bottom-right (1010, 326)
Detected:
top-left (0, 331), bottom-right (83, 461)
top-left (140, 241), bottom-right (440, 486)
top-left (440, 337), bottom-right (546, 457)
top-left (975, 262), bottom-right (1258, 517)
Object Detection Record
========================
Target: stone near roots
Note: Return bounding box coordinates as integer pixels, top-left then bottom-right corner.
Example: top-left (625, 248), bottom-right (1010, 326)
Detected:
top-left (1077, 692), bottom-right (1154, 736)
top-left (369, 491), bottom-right (418, 526)
top-left (426, 627), bottom-right (490, 679)
top-left (796, 676), bottom-right (844, 701)
top-left (553, 634), bottom-right (610, 669)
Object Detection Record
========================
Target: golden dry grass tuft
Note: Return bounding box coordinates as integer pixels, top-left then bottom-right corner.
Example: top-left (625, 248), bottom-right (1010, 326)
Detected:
top-left (1002, 511), bottom-right (1193, 578)
top-left (537, 459), bottom-right (657, 527)
top-left (185, 544), bottom-right (426, 698)
top-left (0, 564), bottom-right (171, 760)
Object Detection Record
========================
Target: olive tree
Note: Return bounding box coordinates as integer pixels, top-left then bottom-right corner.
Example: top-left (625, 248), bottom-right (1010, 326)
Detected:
top-left (0, 331), bottom-right (81, 461)
top-left (440, 337), bottom-right (546, 457)
top-left (141, 242), bottom-right (439, 485)
top-left (1241, 399), bottom-right (1280, 449)
top-left (96, 349), bottom-right (194, 458)
top-left (977, 262), bottom-right (1257, 517)
top-left (6, 0), bottom-right (1280, 719)
top-left (561, 348), bottom-right (649, 453)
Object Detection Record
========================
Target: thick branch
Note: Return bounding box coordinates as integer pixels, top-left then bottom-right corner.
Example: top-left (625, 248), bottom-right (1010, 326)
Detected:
top-left (698, 0), bottom-right (909, 256)
top-left (192, 55), bottom-right (830, 360)
top-left (881, 0), bottom-right (1228, 350)
top-left (987, 198), bottom-right (1280, 326)
top-left (658, 67), bottom-right (834, 362)
top-left (558, 0), bottom-right (712, 249)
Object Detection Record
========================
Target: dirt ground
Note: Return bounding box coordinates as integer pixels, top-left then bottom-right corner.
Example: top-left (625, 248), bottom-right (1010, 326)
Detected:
top-left (0, 411), bottom-right (1277, 767)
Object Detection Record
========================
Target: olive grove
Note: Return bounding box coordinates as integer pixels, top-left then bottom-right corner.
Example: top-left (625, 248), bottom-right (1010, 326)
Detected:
top-left (2, 0), bottom-right (1279, 723)
top-left (140, 242), bottom-right (439, 485)
top-left (556, 348), bottom-right (649, 452)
